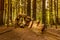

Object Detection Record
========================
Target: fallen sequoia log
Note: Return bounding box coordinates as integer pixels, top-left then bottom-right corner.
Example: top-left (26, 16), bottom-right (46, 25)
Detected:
top-left (15, 14), bottom-right (44, 34)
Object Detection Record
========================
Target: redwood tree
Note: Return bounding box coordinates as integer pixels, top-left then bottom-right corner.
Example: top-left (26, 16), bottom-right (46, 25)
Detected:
top-left (42, 0), bottom-right (47, 33)
top-left (0, 0), bottom-right (4, 25)
top-left (27, 0), bottom-right (31, 17)
top-left (32, 0), bottom-right (36, 20)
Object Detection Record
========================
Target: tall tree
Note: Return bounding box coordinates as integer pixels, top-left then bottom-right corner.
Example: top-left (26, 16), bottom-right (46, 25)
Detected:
top-left (4, 0), bottom-right (9, 25)
top-left (32, 0), bottom-right (36, 20)
top-left (7, 0), bottom-right (12, 26)
top-left (16, 0), bottom-right (20, 16)
top-left (23, 0), bottom-right (27, 14)
top-left (54, 0), bottom-right (58, 28)
top-left (56, 0), bottom-right (58, 24)
top-left (27, 0), bottom-right (31, 17)
top-left (0, 0), bottom-right (4, 25)
top-left (9, 0), bottom-right (12, 25)
top-left (42, 0), bottom-right (46, 33)
top-left (49, 0), bottom-right (53, 26)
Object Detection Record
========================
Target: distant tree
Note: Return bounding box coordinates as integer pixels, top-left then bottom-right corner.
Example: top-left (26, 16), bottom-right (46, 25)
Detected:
top-left (7, 0), bottom-right (13, 26)
top-left (27, 0), bottom-right (31, 17)
top-left (41, 0), bottom-right (47, 33)
top-left (0, 0), bottom-right (4, 25)
top-left (56, 0), bottom-right (58, 24)
top-left (32, 0), bottom-right (36, 20)
top-left (49, 0), bottom-right (53, 26)
top-left (54, 0), bottom-right (58, 28)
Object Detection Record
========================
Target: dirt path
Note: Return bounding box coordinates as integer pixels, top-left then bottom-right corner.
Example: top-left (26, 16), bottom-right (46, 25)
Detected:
top-left (0, 27), bottom-right (60, 40)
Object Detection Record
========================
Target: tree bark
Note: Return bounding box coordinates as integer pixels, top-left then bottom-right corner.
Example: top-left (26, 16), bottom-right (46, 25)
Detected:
top-left (32, 0), bottom-right (36, 20)
top-left (27, 0), bottom-right (31, 17)
top-left (0, 0), bottom-right (4, 25)
top-left (42, 0), bottom-right (46, 33)
top-left (49, 0), bottom-right (53, 26)
top-left (54, 0), bottom-right (58, 28)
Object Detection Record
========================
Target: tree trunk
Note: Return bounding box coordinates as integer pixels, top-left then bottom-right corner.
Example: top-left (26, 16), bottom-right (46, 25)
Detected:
top-left (32, 0), bottom-right (36, 20)
top-left (54, 0), bottom-right (58, 28)
top-left (42, 0), bottom-right (46, 33)
top-left (27, 0), bottom-right (31, 17)
top-left (56, 0), bottom-right (58, 24)
top-left (0, 0), bottom-right (4, 25)
top-left (49, 0), bottom-right (53, 26)
top-left (8, 0), bottom-right (12, 25)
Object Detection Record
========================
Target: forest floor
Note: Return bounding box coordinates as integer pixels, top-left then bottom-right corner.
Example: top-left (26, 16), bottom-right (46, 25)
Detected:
top-left (0, 25), bottom-right (60, 40)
